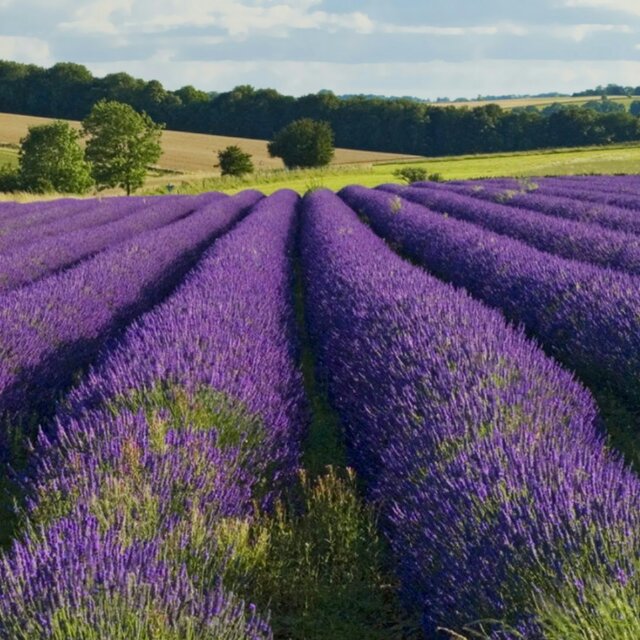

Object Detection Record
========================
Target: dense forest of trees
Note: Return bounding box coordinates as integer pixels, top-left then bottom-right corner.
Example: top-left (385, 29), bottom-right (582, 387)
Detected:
top-left (573, 83), bottom-right (640, 97)
top-left (1, 60), bottom-right (640, 157)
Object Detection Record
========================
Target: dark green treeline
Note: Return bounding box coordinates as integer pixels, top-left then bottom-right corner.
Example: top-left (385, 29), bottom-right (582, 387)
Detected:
top-left (1, 60), bottom-right (640, 156)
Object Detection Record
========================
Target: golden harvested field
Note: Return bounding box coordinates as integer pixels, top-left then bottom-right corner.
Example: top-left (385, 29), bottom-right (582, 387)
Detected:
top-left (431, 94), bottom-right (632, 110)
top-left (0, 112), bottom-right (419, 174)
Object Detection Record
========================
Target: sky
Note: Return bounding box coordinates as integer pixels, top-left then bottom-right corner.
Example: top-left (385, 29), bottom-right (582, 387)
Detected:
top-left (1, 0), bottom-right (639, 98)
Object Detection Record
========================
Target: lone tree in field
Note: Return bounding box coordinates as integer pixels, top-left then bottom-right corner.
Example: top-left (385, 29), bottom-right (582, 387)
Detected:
top-left (19, 121), bottom-right (93, 193)
top-left (83, 100), bottom-right (164, 195)
top-left (268, 119), bottom-right (335, 169)
top-left (217, 145), bottom-right (254, 177)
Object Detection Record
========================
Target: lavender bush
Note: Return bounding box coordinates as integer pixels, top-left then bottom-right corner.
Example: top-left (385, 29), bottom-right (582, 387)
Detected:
top-left (1, 191), bottom-right (306, 638)
top-left (0, 512), bottom-right (272, 639)
top-left (0, 198), bottom-right (95, 241)
top-left (439, 181), bottom-right (640, 236)
top-left (0, 196), bottom-right (141, 252)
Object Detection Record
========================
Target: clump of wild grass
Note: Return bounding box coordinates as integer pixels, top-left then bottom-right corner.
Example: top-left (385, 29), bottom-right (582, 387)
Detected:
top-left (222, 467), bottom-right (417, 640)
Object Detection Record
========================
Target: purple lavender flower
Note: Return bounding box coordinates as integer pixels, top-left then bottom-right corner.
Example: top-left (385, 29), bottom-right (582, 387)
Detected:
top-left (0, 198), bottom-right (93, 241)
top-left (3, 190), bottom-right (306, 639)
top-left (301, 189), bottom-right (640, 636)
top-left (381, 182), bottom-right (640, 275)
top-left (0, 190), bottom-right (261, 454)
top-left (439, 181), bottom-right (640, 236)
top-left (0, 512), bottom-right (272, 639)
top-left (341, 185), bottom-right (640, 409)
top-left (0, 193), bottom-right (226, 293)
top-left (534, 177), bottom-right (640, 210)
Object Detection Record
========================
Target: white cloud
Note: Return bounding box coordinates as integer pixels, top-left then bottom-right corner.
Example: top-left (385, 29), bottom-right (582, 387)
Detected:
top-left (51, 1), bottom-right (535, 40)
top-left (60, 0), bottom-right (134, 34)
top-left (551, 22), bottom-right (632, 41)
top-left (54, 0), bottom-right (638, 48)
top-left (0, 36), bottom-right (52, 65)
top-left (84, 57), bottom-right (640, 98)
top-left (379, 23), bottom-right (529, 37)
top-left (133, 6), bottom-right (528, 39)
top-left (563, 0), bottom-right (640, 16)
top-left (58, 0), bottom-right (375, 37)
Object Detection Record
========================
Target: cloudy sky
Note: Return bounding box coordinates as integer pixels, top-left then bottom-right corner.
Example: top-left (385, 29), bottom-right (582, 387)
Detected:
top-left (1, 0), bottom-right (639, 98)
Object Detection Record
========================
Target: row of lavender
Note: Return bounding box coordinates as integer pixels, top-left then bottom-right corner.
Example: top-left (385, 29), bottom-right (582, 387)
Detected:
top-left (0, 190), bottom-right (258, 454)
top-left (0, 197), bottom-right (141, 252)
top-left (0, 193), bottom-right (226, 294)
top-left (342, 186), bottom-right (640, 411)
top-left (454, 175), bottom-right (640, 210)
top-left (440, 180), bottom-right (640, 235)
top-left (0, 191), bottom-right (306, 637)
top-left (302, 189), bottom-right (640, 638)
top-left (0, 194), bottom-right (210, 244)
top-left (0, 195), bottom-right (185, 253)
top-left (381, 182), bottom-right (640, 276)
top-left (0, 198), bottom-right (90, 232)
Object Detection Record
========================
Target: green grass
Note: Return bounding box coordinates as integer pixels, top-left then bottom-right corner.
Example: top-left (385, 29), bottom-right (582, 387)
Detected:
top-left (3, 141), bottom-right (639, 200)
top-left (534, 569), bottom-right (640, 640)
top-left (0, 147), bottom-right (18, 168)
top-left (260, 254), bottom-right (420, 639)
top-left (145, 165), bottom-right (374, 197)
top-left (143, 142), bottom-right (640, 196)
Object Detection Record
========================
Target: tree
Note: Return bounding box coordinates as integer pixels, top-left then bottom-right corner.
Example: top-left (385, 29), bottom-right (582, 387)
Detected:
top-left (18, 121), bottom-right (93, 193)
top-left (44, 63), bottom-right (94, 119)
top-left (0, 164), bottom-right (21, 192)
top-left (216, 145), bottom-right (254, 177)
top-left (268, 118), bottom-right (334, 169)
top-left (83, 100), bottom-right (163, 195)
top-left (630, 101), bottom-right (640, 117)
top-left (583, 98), bottom-right (626, 114)
top-left (174, 85), bottom-right (209, 105)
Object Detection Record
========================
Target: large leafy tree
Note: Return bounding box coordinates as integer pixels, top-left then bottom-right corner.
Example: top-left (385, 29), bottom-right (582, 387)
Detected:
top-left (18, 121), bottom-right (93, 193)
top-left (83, 100), bottom-right (164, 195)
top-left (268, 119), bottom-right (335, 169)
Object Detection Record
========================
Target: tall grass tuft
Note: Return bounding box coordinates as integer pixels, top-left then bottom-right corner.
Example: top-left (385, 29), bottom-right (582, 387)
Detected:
top-left (220, 467), bottom-right (414, 640)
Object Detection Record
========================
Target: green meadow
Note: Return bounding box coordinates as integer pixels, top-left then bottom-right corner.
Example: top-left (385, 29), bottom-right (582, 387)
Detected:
top-left (146, 142), bottom-right (640, 196)
top-left (0, 147), bottom-right (18, 168)
top-left (2, 141), bottom-right (639, 201)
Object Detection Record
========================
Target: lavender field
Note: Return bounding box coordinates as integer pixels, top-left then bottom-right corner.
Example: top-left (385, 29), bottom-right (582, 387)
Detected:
top-left (1, 177), bottom-right (639, 639)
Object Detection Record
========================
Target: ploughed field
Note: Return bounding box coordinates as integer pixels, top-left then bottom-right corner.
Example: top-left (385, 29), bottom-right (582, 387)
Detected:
top-left (1, 175), bottom-right (640, 639)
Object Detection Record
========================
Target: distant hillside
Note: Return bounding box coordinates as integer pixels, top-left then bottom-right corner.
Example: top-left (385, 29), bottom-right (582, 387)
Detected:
top-left (428, 95), bottom-right (634, 110)
top-left (0, 112), bottom-right (419, 175)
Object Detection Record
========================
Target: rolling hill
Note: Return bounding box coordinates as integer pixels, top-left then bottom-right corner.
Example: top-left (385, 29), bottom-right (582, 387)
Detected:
top-left (0, 112), bottom-right (420, 175)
